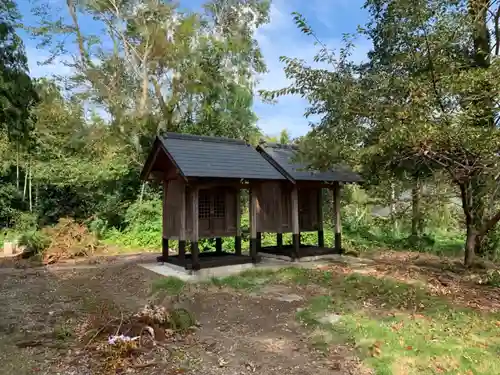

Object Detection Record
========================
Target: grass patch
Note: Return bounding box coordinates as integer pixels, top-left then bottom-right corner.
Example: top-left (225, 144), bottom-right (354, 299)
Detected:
top-left (151, 277), bottom-right (186, 296)
top-left (209, 268), bottom-right (277, 291)
top-left (207, 265), bottom-right (500, 374)
top-left (289, 269), bottom-right (500, 375)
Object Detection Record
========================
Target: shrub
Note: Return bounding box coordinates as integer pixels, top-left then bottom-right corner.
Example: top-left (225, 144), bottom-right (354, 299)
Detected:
top-left (18, 230), bottom-right (50, 255)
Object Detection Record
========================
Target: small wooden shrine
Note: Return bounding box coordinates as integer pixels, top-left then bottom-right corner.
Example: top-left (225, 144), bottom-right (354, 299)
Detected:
top-left (255, 142), bottom-right (362, 260)
top-left (140, 133), bottom-right (286, 270)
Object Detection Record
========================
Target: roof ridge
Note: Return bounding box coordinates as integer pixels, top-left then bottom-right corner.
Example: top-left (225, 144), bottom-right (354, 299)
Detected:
top-left (164, 132), bottom-right (247, 145)
top-left (260, 141), bottom-right (299, 151)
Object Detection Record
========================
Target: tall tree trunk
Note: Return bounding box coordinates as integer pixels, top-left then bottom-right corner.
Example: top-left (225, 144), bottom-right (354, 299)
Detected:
top-left (390, 182), bottom-right (397, 230)
top-left (139, 182), bottom-right (145, 203)
top-left (22, 164), bottom-right (27, 201)
top-left (16, 144), bottom-right (19, 190)
top-left (28, 163), bottom-right (32, 213)
top-left (66, 0), bottom-right (90, 67)
top-left (411, 177), bottom-right (422, 237)
top-left (465, 226), bottom-right (476, 267)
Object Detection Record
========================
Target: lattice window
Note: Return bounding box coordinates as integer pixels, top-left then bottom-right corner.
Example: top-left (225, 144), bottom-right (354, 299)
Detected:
top-left (213, 192), bottom-right (226, 218)
top-left (198, 189), bottom-right (226, 219)
top-left (199, 189), bottom-right (211, 219)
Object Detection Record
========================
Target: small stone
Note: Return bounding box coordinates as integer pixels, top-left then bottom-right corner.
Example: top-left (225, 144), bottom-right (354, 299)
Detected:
top-left (317, 313), bottom-right (342, 325)
top-left (218, 357), bottom-right (228, 367)
top-left (275, 294), bottom-right (303, 302)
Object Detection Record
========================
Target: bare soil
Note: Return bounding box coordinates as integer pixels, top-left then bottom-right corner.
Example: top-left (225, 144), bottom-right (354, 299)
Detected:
top-left (0, 260), bottom-right (361, 375)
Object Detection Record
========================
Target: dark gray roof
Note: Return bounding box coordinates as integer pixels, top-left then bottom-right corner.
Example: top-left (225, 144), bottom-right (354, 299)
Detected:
top-left (257, 143), bottom-right (362, 183)
top-left (158, 133), bottom-right (286, 180)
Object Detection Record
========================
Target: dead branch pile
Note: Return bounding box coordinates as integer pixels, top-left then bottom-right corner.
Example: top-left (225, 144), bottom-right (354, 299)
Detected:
top-left (82, 303), bottom-right (198, 373)
top-left (41, 218), bottom-right (102, 265)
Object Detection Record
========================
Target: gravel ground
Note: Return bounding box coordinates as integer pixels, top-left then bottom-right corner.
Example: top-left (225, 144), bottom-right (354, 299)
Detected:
top-left (0, 260), bottom-right (362, 375)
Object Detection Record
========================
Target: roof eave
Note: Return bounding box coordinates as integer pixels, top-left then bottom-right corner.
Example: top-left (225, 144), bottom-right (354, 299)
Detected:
top-left (256, 145), bottom-right (296, 184)
top-left (139, 137), bottom-right (162, 181)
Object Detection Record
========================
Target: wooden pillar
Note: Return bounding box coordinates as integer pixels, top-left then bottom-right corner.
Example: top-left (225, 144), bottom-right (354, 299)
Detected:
top-left (178, 184), bottom-right (186, 265)
top-left (191, 187), bottom-right (200, 270)
top-left (249, 186), bottom-right (258, 263)
top-left (235, 190), bottom-right (242, 255)
top-left (291, 185), bottom-right (300, 260)
top-left (277, 181), bottom-right (283, 248)
top-left (277, 233), bottom-right (283, 248)
top-left (333, 182), bottom-right (342, 254)
top-left (215, 237), bottom-right (222, 253)
top-left (256, 232), bottom-right (262, 251)
top-left (160, 180), bottom-right (169, 263)
top-left (317, 188), bottom-right (324, 248)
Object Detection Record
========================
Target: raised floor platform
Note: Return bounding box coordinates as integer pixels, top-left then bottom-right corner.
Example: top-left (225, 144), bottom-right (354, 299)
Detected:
top-left (143, 257), bottom-right (291, 281)
top-left (158, 250), bottom-right (257, 270)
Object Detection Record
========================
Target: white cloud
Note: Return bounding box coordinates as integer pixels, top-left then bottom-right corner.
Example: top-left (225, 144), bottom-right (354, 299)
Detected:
top-left (252, 0), bottom-right (372, 138)
top-left (24, 0), bottom-right (372, 139)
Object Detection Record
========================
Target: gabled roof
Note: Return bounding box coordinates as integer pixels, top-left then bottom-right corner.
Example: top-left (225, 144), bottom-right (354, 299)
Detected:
top-left (141, 133), bottom-right (286, 180)
top-left (256, 143), bottom-right (362, 183)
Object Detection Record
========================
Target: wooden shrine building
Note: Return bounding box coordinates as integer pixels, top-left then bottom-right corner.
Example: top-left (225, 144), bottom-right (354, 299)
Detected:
top-left (140, 133), bottom-right (286, 270)
top-left (255, 141), bottom-right (362, 259)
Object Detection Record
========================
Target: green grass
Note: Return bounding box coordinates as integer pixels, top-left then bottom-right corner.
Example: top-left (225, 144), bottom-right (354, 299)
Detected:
top-left (151, 277), bottom-right (186, 295)
top-left (209, 266), bottom-right (500, 375)
top-left (208, 268), bottom-right (278, 291)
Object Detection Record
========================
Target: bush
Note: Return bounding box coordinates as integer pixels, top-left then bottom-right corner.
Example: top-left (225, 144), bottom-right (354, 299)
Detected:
top-left (18, 230), bottom-right (50, 255)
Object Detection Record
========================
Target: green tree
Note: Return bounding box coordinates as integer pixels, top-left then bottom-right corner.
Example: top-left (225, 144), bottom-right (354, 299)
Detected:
top-left (263, 1), bottom-right (500, 266)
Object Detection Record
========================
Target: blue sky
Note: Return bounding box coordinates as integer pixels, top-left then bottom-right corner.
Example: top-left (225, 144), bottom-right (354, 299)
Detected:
top-left (17, 0), bottom-right (370, 138)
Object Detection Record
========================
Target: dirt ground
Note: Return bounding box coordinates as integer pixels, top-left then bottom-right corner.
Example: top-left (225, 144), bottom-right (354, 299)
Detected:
top-left (2, 250), bottom-right (496, 375)
top-left (0, 260), bottom-right (363, 375)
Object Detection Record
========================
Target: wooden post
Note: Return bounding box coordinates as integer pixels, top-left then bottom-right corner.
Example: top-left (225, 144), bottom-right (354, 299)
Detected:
top-left (256, 232), bottom-right (262, 252)
top-left (178, 184), bottom-right (186, 265)
top-left (277, 181), bottom-right (283, 248)
top-left (333, 182), bottom-right (342, 254)
top-left (235, 190), bottom-right (242, 255)
top-left (291, 186), bottom-right (300, 260)
top-left (276, 233), bottom-right (283, 248)
top-left (161, 180), bottom-right (169, 263)
top-left (249, 186), bottom-right (258, 263)
top-left (317, 188), bottom-right (324, 248)
top-left (215, 237), bottom-right (222, 253)
top-left (191, 187), bottom-right (200, 270)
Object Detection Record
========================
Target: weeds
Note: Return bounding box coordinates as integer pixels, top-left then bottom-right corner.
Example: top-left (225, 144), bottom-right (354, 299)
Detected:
top-left (210, 265), bottom-right (500, 375)
top-left (151, 277), bottom-right (186, 296)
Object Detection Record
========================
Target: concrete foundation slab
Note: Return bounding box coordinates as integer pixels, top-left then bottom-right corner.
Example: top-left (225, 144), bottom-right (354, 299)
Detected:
top-left (139, 257), bottom-right (291, 282)
top-left (258, 251), bottom-right (343, 263)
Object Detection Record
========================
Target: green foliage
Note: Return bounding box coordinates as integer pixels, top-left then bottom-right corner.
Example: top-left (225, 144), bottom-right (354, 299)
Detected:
top-left (18, 230), bottom-right (50, 254)
top-left (213, 266), bottom-right (500, 374)
top-left (0, 0), bottom-right (38, 140)
top-left (261, 1), bottom-right (500, 265)
top-left (151, 277), bottom-right (186, 296)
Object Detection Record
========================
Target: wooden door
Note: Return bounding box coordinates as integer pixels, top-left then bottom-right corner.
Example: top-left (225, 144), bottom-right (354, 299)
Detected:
top-left (198, 188), bottom-right (227, 237)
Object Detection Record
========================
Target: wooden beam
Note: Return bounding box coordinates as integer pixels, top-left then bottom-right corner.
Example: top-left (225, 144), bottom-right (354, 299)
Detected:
top-left (291, 185), bottom-right (300, 260)
top-left (276, 233), bottom-right (283, 248)
top-left (190, 180), bottom-right (248, 190)
top-left (317, 188), bottom-right (324, 248)
top-left (277, 181), bottom-right (283, 241)
top-left (295, 181), bottom-right (336, 189)
top-left (333, 182), bottom-right (342, 254)
top-left (235, 190), bottom-right (242, 255)
top-left (140, 141), bottom-right (161, 181)
top-left (215, 237), bottom-right (222, 253)
top-left (179, 183), bottom-right (186, 265)
top-left (249, 186), bottom-right (258, 263)
top-left (161, 180), bottom-right (169, 262)
top-left (191, 187), bottom-right (200, 270)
